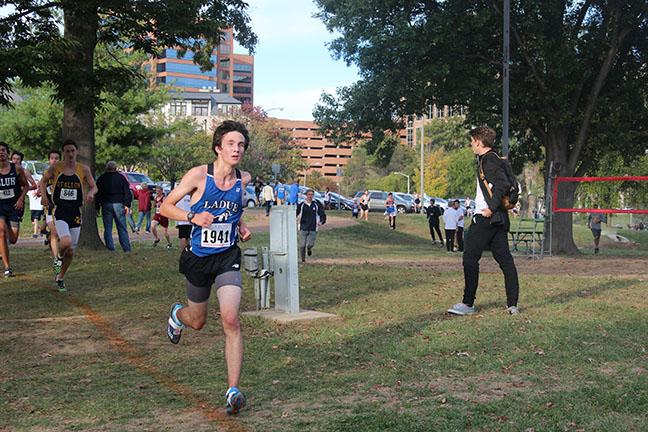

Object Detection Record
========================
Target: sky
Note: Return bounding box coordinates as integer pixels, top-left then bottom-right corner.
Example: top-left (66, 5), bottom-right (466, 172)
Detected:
top-left (241, 0), bottom-right (360, 120)
top-left (0, 1), bottom-right (360, 120)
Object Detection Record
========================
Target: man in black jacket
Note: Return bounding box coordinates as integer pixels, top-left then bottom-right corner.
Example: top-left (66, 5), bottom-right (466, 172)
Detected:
top-left (448, 127), bottom-right (520, 316)
top-left (296, 189), bottom-right (326, 262)
top-left (96, 161), bottom-right (132, 252)
top-left (425, 199), bottom-right (444, 245)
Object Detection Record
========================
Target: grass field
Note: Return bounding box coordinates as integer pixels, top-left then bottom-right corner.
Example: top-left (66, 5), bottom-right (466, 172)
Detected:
top-left (2, 211), bottom-right (647, 431)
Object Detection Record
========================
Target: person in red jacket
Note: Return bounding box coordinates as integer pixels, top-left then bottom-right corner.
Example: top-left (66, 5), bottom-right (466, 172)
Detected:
top-left (130, 182), bottom-right (152, 233)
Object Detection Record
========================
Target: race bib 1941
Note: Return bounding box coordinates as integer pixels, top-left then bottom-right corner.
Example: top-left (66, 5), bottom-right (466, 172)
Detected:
top-left (60, 188), bottom-right (78, 201)
top-left (0, 189), bottom-right (15, 200)
top-left (201, 223), bottom-right (233, 248)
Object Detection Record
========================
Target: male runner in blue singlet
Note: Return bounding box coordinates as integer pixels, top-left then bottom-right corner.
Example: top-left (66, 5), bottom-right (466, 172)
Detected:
top-left (0, 142), bottom-right (29, 277)
top-left (161, 120), bottom-right (252, 415)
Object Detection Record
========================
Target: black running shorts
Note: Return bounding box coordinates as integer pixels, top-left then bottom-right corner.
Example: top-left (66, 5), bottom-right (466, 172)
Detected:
top-left (179, 245), bottom-right (242, 291)
top-left (177, 224), bottom-right (191, 239)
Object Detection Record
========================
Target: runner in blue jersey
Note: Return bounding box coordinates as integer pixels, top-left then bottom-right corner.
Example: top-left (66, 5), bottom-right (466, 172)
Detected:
top-left (0, 142), bottom-right (28, 277)
top-left (160, 120), bottom-right (252, 415)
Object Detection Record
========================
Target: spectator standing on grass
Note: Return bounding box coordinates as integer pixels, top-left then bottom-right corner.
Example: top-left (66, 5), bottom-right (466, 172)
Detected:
top-left (359, 190), bottom-right (370, 221)
top-left (151, 185), bottom-right (172, 248)
top-left (443, 201), bottom-right (458, 252)
top-left (28, 186), bottom-right (45, 238)
top-left (275, 180), bottom-right (286, 205)
top-left (297, 189), bottom-right (326, 262)
top-left (448, 126), bottom-right (520, 316)
top-left (324, 187), bottom-right (332, 210)
top-left (176, 193), bottom-right (192, 250)
top-left (414, 193), bottom-right (422, 213)
top-left (454, 200), bottom-right (465, 252)
top-left (261, 182), bottom-right (274, 216)
top-left (287, 180), bottom-right (299, 205)
top-left (587, 205), bottom-right (607, 254)
top-left (425, 199), bottom-right (444, 245)
top-left (132, 182), bottom-right (153, 233)
top-left (351, 199), bottom-right (359, 219)
top-left (95, 161), bottom-right (132, 252)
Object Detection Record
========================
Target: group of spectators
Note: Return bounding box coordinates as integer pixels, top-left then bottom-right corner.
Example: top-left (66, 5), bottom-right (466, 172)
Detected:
top-left (256, 178), bottom-right (300, 216)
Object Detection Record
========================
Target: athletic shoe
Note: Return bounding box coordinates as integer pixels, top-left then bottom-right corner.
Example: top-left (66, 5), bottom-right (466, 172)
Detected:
top-left (594, 248), bottom-right (599, 254)
top-left (56, 279), bottom-right (67, 293)
top-left (167, 303), bottom-right (184, 344)
top-left (506, 306), bottom-right (520, 315)
top-left (307, 247), bottom-right (312, 256)
top-left (225, 387), bottom-right (246, 415)
top-left (32, 234), bottom-right (38, 239)
top-left (166, 243), bottom-right (172, 249)
top-left (448, 303), bottom-right (476, 315)
top-left (153, 239), bottom-right (160, 247)
top-left (53, 256), bottom-right (62, 275)
top-left (3, 268), bottom-right (13, 278)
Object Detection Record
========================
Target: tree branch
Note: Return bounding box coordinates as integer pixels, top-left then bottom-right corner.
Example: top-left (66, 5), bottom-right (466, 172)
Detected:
top-left (570, 0), bottom-right (593, 41)
top-left (0, 1), bottom-right (60, 24)
top-left (567, 8), bottom-right (637, 170)
top-left (490, 0), bottom-right (549, 96)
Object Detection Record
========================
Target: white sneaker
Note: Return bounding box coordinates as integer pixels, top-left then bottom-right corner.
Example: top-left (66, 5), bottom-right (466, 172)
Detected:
top-left (448, 303), bottom-right (476, 315)
top-left (506, 306), bottom-right (520, 315)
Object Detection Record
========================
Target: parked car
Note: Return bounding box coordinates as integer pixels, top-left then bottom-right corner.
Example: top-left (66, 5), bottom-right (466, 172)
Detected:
top-left (353, 190), bottom-right (411, 214)
top-left (22, 160), bottom-right (48, 182)
top-left (393, 193), bottom-right (417, 213)
top-left (244, 185), bottom-right (258, 208)
top-left (423, 196), bottom-right (449, 210)
top-left (120, 171), bottom-right (156, 196)
top-left (330, 192), bottom-right (354, 210)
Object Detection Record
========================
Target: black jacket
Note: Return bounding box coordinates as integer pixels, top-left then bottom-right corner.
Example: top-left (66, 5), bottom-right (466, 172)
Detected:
top-left (477, 150), bottom-right (510, 227)
top-left (297, 200), bottom-right (326, 231)
top-left (96, 171), bottom-right (132, 207)
top-left (425, 205), bottom-right (443, 223)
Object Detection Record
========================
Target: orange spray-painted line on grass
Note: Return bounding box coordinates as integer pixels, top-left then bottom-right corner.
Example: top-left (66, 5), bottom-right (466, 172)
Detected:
top-left (24, 275), bottom-right (249, 432)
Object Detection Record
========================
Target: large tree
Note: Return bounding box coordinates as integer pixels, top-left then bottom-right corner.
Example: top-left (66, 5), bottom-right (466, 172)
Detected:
top-left (314, 0), bottom-right (648, 253)
top-left (0, 0), bottom-right (256, 248)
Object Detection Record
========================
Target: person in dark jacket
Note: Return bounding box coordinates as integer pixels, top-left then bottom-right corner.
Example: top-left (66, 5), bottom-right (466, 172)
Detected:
top-left (448, 126), bottom-right (520, 316)
top-left (296, 189), bottom-right (326, 262)
top-left (96, 161), bottom-right (132, 252)
top-left (425, 199), bottom-right (444, 245)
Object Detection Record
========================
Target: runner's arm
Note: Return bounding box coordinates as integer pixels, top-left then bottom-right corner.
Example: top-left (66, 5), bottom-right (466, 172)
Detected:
top-left (238, 171), bottom-right (252, 241)
top-left (25, 169), bottom-right (37, 190)
top-left (39, 166), bottom-right (54, 207)
top-left (15, 166), bottom-right (29, 210)
top-left (84, 165), bottom-right (98, 202)
top-left (160, 167), bottom-right (212, 227)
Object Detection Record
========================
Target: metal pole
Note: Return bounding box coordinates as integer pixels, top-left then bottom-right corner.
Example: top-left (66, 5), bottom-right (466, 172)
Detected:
top-left (419, 126), bottom-right (424, 196)
top-left (502, 0), bottom-right (510, 157)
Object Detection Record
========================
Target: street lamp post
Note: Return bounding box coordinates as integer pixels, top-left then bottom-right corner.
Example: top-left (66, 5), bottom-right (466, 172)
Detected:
top-left (393, 172), bottom-right (411, 194)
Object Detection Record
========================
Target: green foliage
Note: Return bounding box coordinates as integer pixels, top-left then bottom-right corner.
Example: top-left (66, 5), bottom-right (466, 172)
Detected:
top-left (366, 173), bottom-right (408, 194)
top-left (341, 146), bottom-right (377, 195)
top-left (413, 147), bottom-right (449, 197)
top-left (425, 117), bottom-right (468, 151)
top-left (0, 84), bottom-right (63, 158)
top-left (0, 1), bottom-right (257, 107)
top-left (446, 147), bottom-right (475, 198)
top-left (146, 119), bottom-right (212, 183)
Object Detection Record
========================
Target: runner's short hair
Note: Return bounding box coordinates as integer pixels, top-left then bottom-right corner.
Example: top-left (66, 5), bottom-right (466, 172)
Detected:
top-left (48, 149), bottom-right (61, 159)
top-left (62, 139), bottom-right (78, 150)
top-left (470, 127), bottom-right (497, 148)
top-left (212, 120), bottom-right (250, 156)
top-left (0, 142), bottom-right (9, 152)
top-left (11, 150), bottom-right (24, 161)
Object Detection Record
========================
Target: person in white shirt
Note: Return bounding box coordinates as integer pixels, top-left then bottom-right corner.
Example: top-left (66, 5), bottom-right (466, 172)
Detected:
top-left (28, 185), bottom-right (45, 238)
top-left (176, 193), bottom-right (192, 250)
top-left (443, 204), bottom-right (458, 252)
top-left (261, 183), bottom-right (275, 216)
top-left (453, 200), bottom-right (465, 252)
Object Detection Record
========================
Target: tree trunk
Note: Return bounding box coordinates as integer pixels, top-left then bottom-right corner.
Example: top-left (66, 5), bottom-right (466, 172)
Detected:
top-left (544, 134), bottom-right (580, 255)
top-left (62, 4), bottom-right (103, 250)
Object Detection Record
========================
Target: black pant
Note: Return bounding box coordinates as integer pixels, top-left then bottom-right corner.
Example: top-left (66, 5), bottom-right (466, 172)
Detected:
top-left (429, 221), bottom-right (443, 242)
top-left (264, 201), bottom-right (272, 216)
top-left (445, 229), bottom-right (455, 251)
top-left (456, 226), bottom-right (464, 252)
top-left (462, 215), bottom-right (519, 307)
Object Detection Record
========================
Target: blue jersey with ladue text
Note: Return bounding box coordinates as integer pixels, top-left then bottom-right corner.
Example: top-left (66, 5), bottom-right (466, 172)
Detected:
top-left (189, 165), bottom-right (243, 257)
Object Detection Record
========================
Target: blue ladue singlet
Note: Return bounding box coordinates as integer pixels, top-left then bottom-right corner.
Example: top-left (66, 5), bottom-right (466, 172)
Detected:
top-left (189, 165), bottom-right (243, 257)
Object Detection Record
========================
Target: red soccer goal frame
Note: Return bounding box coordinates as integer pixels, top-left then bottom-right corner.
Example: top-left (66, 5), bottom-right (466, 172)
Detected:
top-left (552, 176), bottom-right (648, 214)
